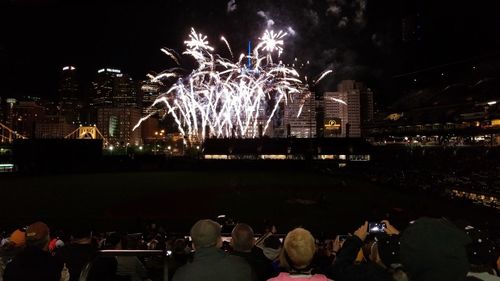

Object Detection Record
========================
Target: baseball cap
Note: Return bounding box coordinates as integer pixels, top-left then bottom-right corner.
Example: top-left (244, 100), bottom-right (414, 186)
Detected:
top-left (26, 221), bottom-right (50, 241)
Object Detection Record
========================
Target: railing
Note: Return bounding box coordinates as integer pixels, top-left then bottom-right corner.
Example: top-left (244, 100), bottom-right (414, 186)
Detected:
top-left (98, 249), bottom-right (164, 256)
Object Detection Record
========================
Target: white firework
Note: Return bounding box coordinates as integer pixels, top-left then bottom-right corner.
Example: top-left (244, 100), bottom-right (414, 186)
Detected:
top-left (135, 28), bottom-right (338, 142)
top-left (255, 30), bottom-right (287, 57)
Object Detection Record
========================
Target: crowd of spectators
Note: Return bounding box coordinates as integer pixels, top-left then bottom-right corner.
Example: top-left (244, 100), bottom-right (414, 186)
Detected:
top-left (361, 146), bottom-right (500, 206)
top-left (1, 216), bottom-right (499, 281)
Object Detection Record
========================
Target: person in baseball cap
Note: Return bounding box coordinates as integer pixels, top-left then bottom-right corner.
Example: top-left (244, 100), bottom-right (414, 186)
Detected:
top-left (464, 225), bottom-right (499, 280)
top-left (25, 221), bottom-right (51, 250)
top-left (8, 229), bottom-right (26, 248)
top-left (3, 221), bottom-right (63, 281)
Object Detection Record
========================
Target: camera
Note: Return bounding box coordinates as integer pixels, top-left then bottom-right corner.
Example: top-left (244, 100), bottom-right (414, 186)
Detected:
top-left (368, 222), bottom-right (386, 234)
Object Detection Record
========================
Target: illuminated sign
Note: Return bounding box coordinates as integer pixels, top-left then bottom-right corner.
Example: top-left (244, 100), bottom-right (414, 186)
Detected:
top-left (324, 118), bottom-right (341, 136)
top-left (386, 113), bottom-right (402, 121)
top-left (98, 68), bottom-right (121, 74)
top-left (106, 68), bottom-right (121, 73)
top-left (324, 118), bottom-right (341, 131)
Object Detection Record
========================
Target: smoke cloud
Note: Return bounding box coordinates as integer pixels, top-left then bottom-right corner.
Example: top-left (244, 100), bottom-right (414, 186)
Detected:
top-left (227, 0), bottom-right (237, 13)
top-left (257, 10), bottom-right (275, 28)
top-left (224, 0), bottom-right (380, 92)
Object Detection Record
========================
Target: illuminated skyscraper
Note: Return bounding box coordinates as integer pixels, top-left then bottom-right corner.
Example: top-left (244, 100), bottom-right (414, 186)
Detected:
top-left (97, 107), bottom-right (142, 146)
top-left (92, 68), bottom-right (121, 106)
top-left (138, 80), bottom-right (162, 143)
top-left (356, 82), bottom-right (374, 126)
top-left (92, 68), bottom-right (137, 107)
top-left (58, 66), bottom-right (81, 123)
top-left (113, 73), bottom-right (138, 107)
top-left (324, 80), bottom-right (365, 138)
top-left (139, 80), bottom-right (161, 115)
top-left (92, 68), bottom-right (141, 145)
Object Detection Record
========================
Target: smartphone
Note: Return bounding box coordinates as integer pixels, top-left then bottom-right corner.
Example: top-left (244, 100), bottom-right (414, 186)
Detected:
top-left (368, 222), bottom-right (386, 234)
top-left (338, 235), bottom-right (349, 241)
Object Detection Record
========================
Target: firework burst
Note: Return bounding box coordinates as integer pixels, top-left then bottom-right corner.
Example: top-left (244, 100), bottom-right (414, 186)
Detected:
top-left (135, 28), bottom-right (323, 141)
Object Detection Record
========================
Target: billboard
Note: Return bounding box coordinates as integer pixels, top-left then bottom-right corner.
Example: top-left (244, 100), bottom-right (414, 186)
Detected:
top-left (324, 118), bottom-right (341, 136)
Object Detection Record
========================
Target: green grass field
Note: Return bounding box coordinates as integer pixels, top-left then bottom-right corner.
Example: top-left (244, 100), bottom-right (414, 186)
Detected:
top-left (1, 170), bottom-right (497, 236)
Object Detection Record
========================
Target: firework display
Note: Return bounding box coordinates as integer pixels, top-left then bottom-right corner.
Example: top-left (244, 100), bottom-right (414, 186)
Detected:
top-left (135, 28), bottom-right (321, 141)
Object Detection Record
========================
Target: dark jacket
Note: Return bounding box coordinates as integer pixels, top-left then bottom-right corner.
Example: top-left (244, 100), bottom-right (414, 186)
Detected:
top-left (400, 217), bottom-right (470, 281)
top-left (57, 243), bottom-right (97, 281)
top-left (3, 246), bottom-right (63, 281)
top-left (172, 247), bottom-right (256, 281)
top-left (326, 236), bottom-right (391, 281)
top-left (231, 247), bottom-right (276, 281)
top-left (85, 256), bottom-right (119, 281)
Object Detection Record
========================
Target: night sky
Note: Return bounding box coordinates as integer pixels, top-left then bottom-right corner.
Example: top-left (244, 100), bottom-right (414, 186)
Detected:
top-left (1, 0), bottom-right (499, 103)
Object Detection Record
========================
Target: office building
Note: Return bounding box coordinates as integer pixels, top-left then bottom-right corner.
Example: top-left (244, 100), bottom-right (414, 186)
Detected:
top-left (140, 80), bottom-right (161, 115)
top-left (35, 115), bottom-right (76, 139)
top-left (284, 91), bottom-right (316, 138)
top-left (58, 66), bottom-right (81, 123)
top-left (97, 107), bottom-right (142, 146)
top-left (90, 68), bottom-right (138, 125)
top-left (324, 80), bottom-right (368, 138)
top-left (12, 99), bottom-right (45, 138)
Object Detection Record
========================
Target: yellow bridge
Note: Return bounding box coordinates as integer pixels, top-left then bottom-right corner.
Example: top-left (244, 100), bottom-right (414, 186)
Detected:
top-left (0, 123), bottom-right (108, 146)
top-left (65, 126), bottom-right (108, 145)
top-left (0, 122), bottom-right (27, 143)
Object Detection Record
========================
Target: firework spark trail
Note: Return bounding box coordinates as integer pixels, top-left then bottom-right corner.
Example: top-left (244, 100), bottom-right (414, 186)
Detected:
top-left (133, 112), bottom-right (157, 132)
top-left (220, 36), bottom-right (234, 58)
top-left (297, 92), bottom-right (312, 118)
top-left (136, 28), bottom-right (345, 141)
top-left (327, 97), bottom-right (347, 105)
top-left (151, 72), bottom-right (178, 83)
top-left (315, 69), bottom-right (333, 85)
top-left (160, 48), bottom-right (181, 65)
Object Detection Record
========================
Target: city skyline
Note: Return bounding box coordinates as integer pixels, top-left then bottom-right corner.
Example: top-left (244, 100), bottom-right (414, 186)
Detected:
top-left (1, 0), bottom-right (499, 146)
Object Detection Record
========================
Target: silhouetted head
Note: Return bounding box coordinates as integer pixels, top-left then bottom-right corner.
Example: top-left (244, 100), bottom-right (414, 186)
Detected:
top-left (190, 219), bottom-right (222, 250)
top-left (231, 223), bottom-right (254, 252)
